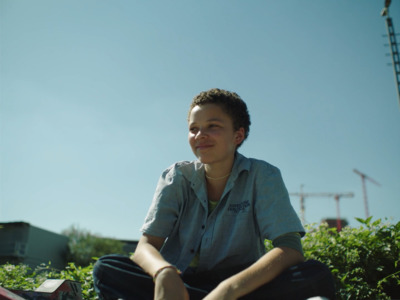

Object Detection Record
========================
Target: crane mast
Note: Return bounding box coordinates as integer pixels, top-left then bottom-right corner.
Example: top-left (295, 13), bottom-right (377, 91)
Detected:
top-left (381, 0), bottom-right (400, 107)
top-left (353, 169), bottom-right (381, 219)
top-left (289, 192), bottom-right (354, 231)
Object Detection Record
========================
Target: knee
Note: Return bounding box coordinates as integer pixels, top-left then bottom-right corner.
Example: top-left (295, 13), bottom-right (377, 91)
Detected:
top-left (93, 256), bottom-right (106, 282)
top-left (93, 254), bottom-right (119, 280)
top-left (93, 254), bottom-right (139, 277)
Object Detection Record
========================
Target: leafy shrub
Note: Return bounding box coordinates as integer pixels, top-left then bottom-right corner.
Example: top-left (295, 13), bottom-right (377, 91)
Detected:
top-left (0, 262), bottom-right (96, 299)
top-left (41, 262), bottom-right (97, 299)
top-left (0, 264), bottom-right (45, 291)
top-left (62, 225), bottom-right (125, 266)
top-left (302, 217), bottom-right (400, 299)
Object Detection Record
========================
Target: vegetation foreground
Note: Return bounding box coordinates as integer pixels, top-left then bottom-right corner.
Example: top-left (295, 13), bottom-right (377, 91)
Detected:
top-left (0, 218), bottom-right (399, 299)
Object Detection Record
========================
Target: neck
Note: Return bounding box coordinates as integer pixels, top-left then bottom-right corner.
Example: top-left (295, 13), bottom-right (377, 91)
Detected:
top-left (204, 162), bottom-right (234, 181)
top-left (205, 172), bottom-right (231, 180)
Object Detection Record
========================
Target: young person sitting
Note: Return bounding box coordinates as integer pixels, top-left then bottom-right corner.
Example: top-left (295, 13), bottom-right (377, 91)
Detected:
top-left (93, 88), bottom-right (335, 300)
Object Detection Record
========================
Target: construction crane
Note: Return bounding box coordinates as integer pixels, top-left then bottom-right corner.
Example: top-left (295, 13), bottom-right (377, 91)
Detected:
top-left (290, 192), bottom-right (354, 231)
top-left (353, 169), bottom-right (381, 219)
top-left (381, 0), bottom-right (400, 108)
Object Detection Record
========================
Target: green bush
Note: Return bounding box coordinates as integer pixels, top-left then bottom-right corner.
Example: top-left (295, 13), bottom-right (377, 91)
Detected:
top-left (62, 225), bottom-right (125, 266)
top-left (0, 262), bottom-right (96, 299)
top-left (0, 264), bottom-right (45, 291)
top-left (302, 217), bottom-right (400, 299)
top-left (1, 218), bottom-right (399, 299)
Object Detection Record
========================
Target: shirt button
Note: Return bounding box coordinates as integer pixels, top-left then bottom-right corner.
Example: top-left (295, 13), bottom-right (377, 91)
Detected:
top-left (202, 225), bottom-right (205, 229)
top-left (190, 249), bottom-right (195, 253)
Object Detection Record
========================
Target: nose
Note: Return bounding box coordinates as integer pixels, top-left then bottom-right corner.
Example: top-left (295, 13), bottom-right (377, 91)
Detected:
top-left (195, 127), bottom-right (207, 140)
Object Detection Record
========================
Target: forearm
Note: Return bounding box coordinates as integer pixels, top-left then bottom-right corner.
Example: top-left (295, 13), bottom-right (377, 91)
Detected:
top-left (131, 234), bottom-right (171, 277)
top-left (132, 234), bottom-right (189, 300)
top-left (218, 247), bottom-right (304, 299)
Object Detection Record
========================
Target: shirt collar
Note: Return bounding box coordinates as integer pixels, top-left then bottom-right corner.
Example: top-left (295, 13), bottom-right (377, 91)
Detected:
top-left (182, 153), bottom-right (251, 207)
top-left (230, 152), bottom-right (251, 179)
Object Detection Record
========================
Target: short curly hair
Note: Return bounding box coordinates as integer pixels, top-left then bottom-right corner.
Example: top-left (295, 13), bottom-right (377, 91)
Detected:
top-left (188, 88), bottom-right (251, 148)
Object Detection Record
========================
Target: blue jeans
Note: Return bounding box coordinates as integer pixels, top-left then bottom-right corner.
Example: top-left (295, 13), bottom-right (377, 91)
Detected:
top-left (93, 255), bottom-right (335, 300)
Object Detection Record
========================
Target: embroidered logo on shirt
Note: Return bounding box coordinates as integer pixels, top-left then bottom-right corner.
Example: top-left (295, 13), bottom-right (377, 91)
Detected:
top-left (227, 200), bottom-right (250, 214)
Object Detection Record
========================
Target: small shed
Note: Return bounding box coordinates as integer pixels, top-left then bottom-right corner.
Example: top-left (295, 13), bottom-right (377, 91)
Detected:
top-left (0, 222), bottom-right (68, 270)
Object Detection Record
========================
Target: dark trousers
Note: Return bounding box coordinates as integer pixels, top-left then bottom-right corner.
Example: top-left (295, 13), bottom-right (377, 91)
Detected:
top-left (93, 255), bottom-right (335, 300)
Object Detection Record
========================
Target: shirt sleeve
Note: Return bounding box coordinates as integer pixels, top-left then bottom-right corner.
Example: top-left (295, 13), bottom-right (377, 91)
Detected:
top-left (140, 164), bottom-right (186, 238)
top-left (253, 163), bottom-right (305, 241)
top-left (272, 232), bottom-right (303, 255)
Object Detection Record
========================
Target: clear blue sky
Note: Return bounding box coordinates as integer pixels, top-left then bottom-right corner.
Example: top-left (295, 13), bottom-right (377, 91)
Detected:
top-left (1, 0), bottom-right (399, 240)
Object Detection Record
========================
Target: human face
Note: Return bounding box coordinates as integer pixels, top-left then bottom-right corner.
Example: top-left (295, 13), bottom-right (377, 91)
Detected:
top-left (188, 104), bottom-right (244, 168)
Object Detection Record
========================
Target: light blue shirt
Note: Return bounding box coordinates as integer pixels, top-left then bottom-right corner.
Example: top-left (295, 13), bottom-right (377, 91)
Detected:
top-left (141, 153), bottom-right (304, 273)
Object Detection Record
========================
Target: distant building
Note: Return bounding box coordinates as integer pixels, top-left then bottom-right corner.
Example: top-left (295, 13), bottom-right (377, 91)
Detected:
top-left (0, 222), bottom-right (140, 270)
top-left (321, 218), bottom-right (349, 231)
top-left (0, 222), bottom-right (68, 270)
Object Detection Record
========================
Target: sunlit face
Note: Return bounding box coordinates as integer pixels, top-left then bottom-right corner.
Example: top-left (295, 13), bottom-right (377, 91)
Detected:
top-left (188, 104), bottom-right (244, 166)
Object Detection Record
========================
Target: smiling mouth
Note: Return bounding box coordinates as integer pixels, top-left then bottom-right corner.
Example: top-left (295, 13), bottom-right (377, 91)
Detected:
top-left (196, 144), bottom-right (213, 150)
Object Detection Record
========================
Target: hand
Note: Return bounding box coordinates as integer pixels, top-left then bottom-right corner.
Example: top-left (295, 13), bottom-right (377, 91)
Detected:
top-left (202, 281), bottom-right (237, 300)
top-left (154, 268), bottom-right (189, 300)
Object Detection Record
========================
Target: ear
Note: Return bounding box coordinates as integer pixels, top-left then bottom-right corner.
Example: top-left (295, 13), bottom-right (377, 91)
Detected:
top-left (234, 128), bottom-right (245, 145)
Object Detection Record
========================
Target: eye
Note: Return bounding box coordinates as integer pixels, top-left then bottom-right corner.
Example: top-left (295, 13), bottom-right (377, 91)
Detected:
top-left (189, 127), bottom-right (198, 134)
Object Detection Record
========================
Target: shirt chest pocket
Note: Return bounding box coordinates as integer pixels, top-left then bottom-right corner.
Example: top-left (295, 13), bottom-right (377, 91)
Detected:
top-left (226, 200), bottom-right (251, 216)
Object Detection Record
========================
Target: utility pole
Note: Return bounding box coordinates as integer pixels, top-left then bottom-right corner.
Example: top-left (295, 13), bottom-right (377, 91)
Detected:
top-left (381, 0), bottom-right (400, 108)
top-left (353, 169), bottom-right (381, 219)
top-left (290, 192), bottom-right (354, 231)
